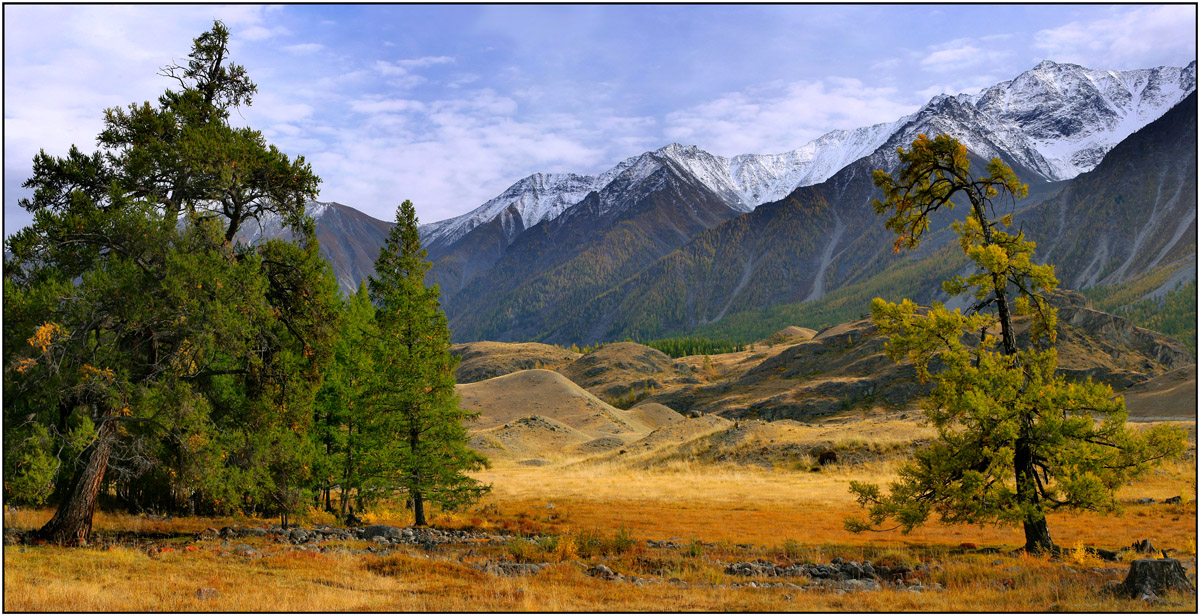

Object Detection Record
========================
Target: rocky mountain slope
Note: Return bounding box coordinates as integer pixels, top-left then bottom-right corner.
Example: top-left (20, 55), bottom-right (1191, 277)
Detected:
top-left (421, 61), bottom-right (1194, 259)
top-left (441, 154), bottom-right (746, 342)
top-left (257, 61), bottom-right (1194, 346)
top-left (1021, 92), bottom-right (1197, 290)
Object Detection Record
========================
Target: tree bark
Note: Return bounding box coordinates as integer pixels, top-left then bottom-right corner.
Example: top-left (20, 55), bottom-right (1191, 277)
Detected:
top-left (36, 417), bottom-right (118, 545)
top-left (409, 423), bottom-right (427, 526)
top-left (412, 488), bottom-right (426, 527)
top-left (1015, 438), bottom-right (1055, 552)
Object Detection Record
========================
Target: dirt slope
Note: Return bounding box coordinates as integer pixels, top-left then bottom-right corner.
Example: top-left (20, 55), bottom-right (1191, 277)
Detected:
top-left (1121, 366), bottom-right (1197, 421)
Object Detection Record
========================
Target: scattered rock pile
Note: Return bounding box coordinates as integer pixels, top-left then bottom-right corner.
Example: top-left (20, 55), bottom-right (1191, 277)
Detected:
top-left (724, 557), bottom-right (942, 594)
top-left (199, 524), bottom-right (508, 549)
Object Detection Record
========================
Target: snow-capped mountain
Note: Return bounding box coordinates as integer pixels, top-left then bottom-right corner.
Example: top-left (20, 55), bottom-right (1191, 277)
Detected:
top-left (966, 60), bottom-right (1196, 179)
top-left (420, 60), bottom-right (1194, 255)
top-left (420, 172), bottom-right (605, 255)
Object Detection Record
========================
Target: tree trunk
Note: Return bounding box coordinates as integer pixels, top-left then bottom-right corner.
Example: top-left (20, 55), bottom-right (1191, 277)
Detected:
top-left (36, 418), bottom-right (118, 545)
top-left (413, 488), bottom-right (426, 527)
top-left (408, 422), bottom-right (426, 526)
top-left (1015, 439), bottom-right (1055, 553)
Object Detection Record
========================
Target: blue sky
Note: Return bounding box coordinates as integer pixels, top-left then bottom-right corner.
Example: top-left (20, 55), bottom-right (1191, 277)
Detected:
top-left (4, 4), bottom-right (1196, 231)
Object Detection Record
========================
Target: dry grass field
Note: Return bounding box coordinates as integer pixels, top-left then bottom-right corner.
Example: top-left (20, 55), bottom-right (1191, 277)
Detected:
top-left (5, 414), bottom-right (1196, 612)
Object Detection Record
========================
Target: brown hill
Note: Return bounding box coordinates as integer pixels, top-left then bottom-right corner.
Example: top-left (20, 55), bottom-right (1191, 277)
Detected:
top-left (645, 292), bottom-right (1193, 422)
top-left (759, 326), bottom-right (817, 347)
top-left (558, 342), bottom-right (699, 402)
top-left (458, 369), bottom-right (656, 461)
top-left (468, 415), bottom-right (595, 461)
top-left (451, 341), bottom-right (580, 384)
top-left (627, 402), bottom-right (686, 430)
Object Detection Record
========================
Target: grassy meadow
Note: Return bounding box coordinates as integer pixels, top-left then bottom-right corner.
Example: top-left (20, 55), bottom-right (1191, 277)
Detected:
top-left (5, 418), bottom-right (1196, 612)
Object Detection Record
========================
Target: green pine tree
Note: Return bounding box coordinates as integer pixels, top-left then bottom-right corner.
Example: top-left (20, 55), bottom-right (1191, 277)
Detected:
top-left (368, 200), bottom-right (489, 526)
top-left (3, 21), bottom-right (337, 543)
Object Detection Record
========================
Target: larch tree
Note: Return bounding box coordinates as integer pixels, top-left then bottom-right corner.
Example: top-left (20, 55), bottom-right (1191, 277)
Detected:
top-left (3, 21), bottom-right (338, 543)
top-left (845, 134), bottom-right (1185, 553)
top-left (312, 282), bottom-right (382, 517)
top-left (368, 200), bottom-right (489, 527)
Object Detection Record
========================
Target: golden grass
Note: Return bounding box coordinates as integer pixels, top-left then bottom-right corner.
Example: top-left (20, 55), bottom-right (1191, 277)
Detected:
top-left (6, 418), bottom-right (1195, 612)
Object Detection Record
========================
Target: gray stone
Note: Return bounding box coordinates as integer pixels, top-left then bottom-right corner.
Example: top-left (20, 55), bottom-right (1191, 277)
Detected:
top-left (588, 564), bottom-right (616, 579)
top-left (232, 544), bottom-right (260, 558)
top-left (195, 588), bottom-right (218, 599)
top-left (485, 562), bottom-right (544, 577)
top-left (362, 525), bottom-right (402, 540)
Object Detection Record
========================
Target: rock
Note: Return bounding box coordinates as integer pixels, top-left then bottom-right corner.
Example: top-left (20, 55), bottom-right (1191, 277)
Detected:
top-left (195, 588), bottom-right (218, 599)
top-left (588, 564), bottom-right (617, 580)
top-left (362, 525), bottom-right (402, 540)
top-left (401, 527), bottom-right (415, 539)
top-left (1163, 496), bottom-right (1182, 505)
top-left (1114, 559), bottom-right (1196, 600)
top-left (485, 562), bottom-right (544, 577)
top-left (232, 544), bottom-right (260, 558)
top-left (839, 578), bottom-right (880, 593)
top-left (1137, 498), bottom-right (1156, 505)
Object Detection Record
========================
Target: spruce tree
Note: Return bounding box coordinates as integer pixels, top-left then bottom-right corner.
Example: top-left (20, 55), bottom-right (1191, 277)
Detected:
top-left (368, 200), bottom-right (489, 526)
top-left (845, 134), bottom-right (1185, 552)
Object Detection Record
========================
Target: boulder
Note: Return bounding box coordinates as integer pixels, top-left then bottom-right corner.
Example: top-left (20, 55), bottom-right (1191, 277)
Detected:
top-left (232, 544), bottom-right (260, 558)
top-left (362, 525), bottom-right (402, 540)
top-left (1115, 559), bottom-right (1196, 600)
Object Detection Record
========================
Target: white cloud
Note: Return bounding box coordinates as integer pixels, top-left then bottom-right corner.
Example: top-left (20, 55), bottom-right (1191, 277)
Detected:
top-left (663, 78), bottom-right (917, 156)
top-left (921, 37), bottom-right (1012, 73)
top-left (1034, 6), bottom-right (1197, 69)
top-left (349, 98), bottom-right (428, 114)
top-left (283, 43), bottom-right (324, 55)
top-left (239, 25), bottom-right (288, 42)
top-left (394, 56), bottom-right (455, 69)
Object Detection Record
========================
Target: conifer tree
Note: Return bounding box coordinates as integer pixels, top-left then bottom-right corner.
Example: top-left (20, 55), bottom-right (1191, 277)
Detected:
top-left (368, 200), bottom-right (489, 526)
top-left (845, 134), bottom-right (1185, 552)
top-left (4, 21), bottom-right (336, 543)
top-left (312, 283), bottom-right (383, 516)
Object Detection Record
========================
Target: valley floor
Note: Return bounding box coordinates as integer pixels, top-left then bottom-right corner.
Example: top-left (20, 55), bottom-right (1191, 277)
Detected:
top-left (4, 416), bottom-right (1197, 612)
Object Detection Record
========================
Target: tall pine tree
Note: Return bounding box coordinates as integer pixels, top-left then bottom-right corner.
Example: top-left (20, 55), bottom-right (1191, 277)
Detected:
top-left (4, 21), bottom-right (338, 543)
top-left (368, 200), bottom-right (489, 526)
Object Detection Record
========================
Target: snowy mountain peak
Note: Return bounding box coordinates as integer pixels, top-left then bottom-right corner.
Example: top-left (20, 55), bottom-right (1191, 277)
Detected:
top-left (419, 61), bottom-right (1194, 252)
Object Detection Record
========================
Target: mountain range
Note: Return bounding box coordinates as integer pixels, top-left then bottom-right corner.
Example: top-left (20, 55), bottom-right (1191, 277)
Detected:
top-left (256, 60), bottom-right (1196, 344)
